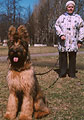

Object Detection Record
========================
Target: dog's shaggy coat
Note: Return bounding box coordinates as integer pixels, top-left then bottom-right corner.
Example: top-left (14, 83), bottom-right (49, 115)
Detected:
top-left (4, 25), bottom-right (50, 120)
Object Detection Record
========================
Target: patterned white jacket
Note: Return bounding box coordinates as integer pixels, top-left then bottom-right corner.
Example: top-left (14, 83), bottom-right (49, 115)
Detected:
top-left (55, 12), bottom-right (84, 52)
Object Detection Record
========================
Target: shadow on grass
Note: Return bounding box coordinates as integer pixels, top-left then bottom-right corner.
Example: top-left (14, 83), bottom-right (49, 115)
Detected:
top-left (77, 64), bottom-right (84, 70)
top-left (32, 61), bottom-right (58, 67)
top-left (32, 60), bottom-right (82, 77)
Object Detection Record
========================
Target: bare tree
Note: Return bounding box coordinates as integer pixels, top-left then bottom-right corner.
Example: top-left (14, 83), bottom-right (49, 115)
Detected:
top-left (0, 0), bottom-right (24, 41)
top-left (28, 0), bottom-right (84, 45)
top-left (26, 6), bottom-right (35, 45)
top-left (75, 0), bottom-right (84, 18)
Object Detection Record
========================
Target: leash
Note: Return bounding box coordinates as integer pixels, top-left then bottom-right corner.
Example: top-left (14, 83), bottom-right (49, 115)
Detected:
top-left (35, 58), bottom-right (59, 90)
top-left (35, 58), bottom-right (59, 75)
top-left (44, 76), bottom-right (59, 90)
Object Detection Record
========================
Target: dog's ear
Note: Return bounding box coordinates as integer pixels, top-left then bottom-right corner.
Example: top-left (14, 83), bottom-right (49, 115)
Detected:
top-left (8, 25), bottom-right (16, 40)
top-left (17, 25), bottom-right (29, 42)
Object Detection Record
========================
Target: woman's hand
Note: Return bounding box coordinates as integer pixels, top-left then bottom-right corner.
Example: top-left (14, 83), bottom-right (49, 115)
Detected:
top-left (61, 35), bottom-right (66, 40)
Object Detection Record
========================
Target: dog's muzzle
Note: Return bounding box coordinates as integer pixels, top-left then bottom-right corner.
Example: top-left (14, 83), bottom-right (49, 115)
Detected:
top-left (8, 47), bottom-right (27, 64)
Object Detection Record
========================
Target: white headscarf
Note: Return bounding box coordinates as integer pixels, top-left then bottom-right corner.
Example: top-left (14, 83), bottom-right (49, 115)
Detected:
top-left (66, 1), bottom-right (75, 7)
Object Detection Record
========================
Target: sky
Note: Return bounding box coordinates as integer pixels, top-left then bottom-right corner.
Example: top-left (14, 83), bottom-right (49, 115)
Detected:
top-left (0, 0), bottom-right (39, 12)
top-left (20, 0), bottom-right (39, 11)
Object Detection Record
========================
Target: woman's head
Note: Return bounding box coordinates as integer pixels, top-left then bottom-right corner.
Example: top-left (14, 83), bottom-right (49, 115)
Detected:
top-left (66, 1), bottom-right (75, 14)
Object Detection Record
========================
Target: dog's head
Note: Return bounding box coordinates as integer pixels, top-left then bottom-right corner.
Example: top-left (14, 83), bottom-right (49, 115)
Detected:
top-left (7, 25), bottom-right (31, 71)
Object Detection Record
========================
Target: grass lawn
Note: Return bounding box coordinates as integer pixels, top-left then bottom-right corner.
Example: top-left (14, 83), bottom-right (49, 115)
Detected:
top-left (0, 46), bottom-right (84, 120)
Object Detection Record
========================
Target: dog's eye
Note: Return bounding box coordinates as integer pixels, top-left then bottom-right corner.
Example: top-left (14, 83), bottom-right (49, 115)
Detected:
top-left (10, 51), bottom-right (13, 56)
top-left (18, 52), bottom-right (21, 56)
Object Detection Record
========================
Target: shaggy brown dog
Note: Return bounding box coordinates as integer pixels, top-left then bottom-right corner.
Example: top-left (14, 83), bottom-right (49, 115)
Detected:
top-left (4, 25), bottom-right (50, 120)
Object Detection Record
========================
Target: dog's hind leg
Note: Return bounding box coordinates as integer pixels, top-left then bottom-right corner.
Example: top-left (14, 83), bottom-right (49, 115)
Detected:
top-left (34, 98), bottom-right (50, 119)
top-left (19, 95), bottom-right (33, 120)
top-left (4, 92), bottom-right (18, 119)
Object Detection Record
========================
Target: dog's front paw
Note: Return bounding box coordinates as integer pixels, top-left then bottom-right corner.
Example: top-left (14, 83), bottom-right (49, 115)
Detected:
top-left (4, 112), bottom-right (15, 120)
top-left (19, 113), bottom-right (32, 120)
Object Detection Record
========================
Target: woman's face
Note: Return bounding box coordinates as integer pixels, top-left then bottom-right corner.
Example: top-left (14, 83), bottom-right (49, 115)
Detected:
top-left (66, 4), bottom-right (75, 14)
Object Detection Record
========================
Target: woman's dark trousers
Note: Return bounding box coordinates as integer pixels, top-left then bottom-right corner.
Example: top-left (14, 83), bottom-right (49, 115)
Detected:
top-left (59, 52), bottom-right (76, 78)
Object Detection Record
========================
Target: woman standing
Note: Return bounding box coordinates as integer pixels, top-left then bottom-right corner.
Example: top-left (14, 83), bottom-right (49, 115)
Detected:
top-left (55, 1), bottom-right (84, 78)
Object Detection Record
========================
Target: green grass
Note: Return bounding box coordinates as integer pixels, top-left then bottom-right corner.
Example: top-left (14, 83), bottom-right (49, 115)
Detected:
top-left (0, 46), bottom-right (84, 120)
